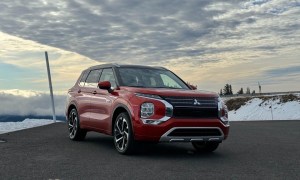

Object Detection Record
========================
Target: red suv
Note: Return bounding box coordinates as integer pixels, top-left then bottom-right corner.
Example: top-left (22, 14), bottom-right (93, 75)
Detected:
top-left (66, 64), bottom-right (229, 154)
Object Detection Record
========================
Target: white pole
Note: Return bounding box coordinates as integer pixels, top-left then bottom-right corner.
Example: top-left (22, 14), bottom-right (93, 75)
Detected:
top-left (270, 103), bottom-right (274, 120)
top-left (45, 51), bottom-right (56, 123)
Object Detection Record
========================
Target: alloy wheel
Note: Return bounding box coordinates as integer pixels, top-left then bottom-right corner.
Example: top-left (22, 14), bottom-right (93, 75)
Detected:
top-left (68, 110), bottom-right (78, 139)
top-left (114, 116), bottom-right (129, 151)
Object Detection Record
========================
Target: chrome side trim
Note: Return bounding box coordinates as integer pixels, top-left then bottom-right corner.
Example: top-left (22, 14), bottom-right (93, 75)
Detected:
top-left (220, 117), bottom-right (230, 127)
top-left (218, 97), bottom-right (230, 127)
top-left (190, 138), bottom-right (204, 142)
top-left (141, 116), bottom-right (171, 125)
top-left (159, 127), bottom-right (224, 142)
top-left (170, 139), bottom-right (185, 142)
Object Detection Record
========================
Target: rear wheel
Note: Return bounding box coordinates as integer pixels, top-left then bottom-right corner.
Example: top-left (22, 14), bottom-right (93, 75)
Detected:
top-left (68, 108), bottom-right (87, 141)
top-left (113, 112), bottom-right (135, 154)
top-left (192, 142), bottom-right (219, 153)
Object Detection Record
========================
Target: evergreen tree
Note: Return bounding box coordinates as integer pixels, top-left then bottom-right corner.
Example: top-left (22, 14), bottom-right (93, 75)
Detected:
top-left (229, 85), bottom-right (233, 95)
top-left (252, 90), bottom-right (256, 95)
top-left (220, 89), bottom-right (223, 95)
top-left (237, 87), bottom-right (244, 94)
top-left (246, 87), bottom-right (251, 94)
top-left (223, 84), bottom-right (230, 95)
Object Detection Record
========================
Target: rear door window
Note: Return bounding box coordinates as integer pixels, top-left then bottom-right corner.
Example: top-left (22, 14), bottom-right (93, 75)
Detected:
top-left (85, 69), bottom-right (102, 88)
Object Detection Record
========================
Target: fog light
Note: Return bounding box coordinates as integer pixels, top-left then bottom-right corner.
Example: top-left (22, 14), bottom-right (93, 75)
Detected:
top-left (141, 103), bottom-right (154, 118)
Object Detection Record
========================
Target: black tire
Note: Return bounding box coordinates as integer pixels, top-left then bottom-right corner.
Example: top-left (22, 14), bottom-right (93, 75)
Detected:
top-left (192, 142), bottom-right (219, 153)
top-left (68, 108), bottom-right (87, 141)
top-left (113, 112), bottom-right (136, 154)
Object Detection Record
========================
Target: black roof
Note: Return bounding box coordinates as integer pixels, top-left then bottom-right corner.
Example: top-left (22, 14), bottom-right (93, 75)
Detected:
top-left (87, 63), bottom-right (167, 70)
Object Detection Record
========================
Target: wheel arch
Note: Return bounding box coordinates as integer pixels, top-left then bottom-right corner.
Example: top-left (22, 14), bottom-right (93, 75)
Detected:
top-left (111, 104), bottom-right (134, 135)
top-left (66, 103), bottom-right (78, 120)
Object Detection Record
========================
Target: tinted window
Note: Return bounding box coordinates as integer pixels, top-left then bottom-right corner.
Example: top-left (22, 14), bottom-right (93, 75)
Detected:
top-left (99, 68), bottom-right (117, 89)
top-left (85, 69), bottom-right (101, 88)
top-left (118, 68), bottom-right (189, 89)
top-left (79, 70), bottom-right (88, 86)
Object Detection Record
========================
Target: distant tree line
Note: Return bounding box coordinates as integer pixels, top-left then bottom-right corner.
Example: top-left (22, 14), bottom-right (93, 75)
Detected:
top-left (220, 84), bottom-right (233, 95)
top-left (220, 84), bottom-right (256, 95)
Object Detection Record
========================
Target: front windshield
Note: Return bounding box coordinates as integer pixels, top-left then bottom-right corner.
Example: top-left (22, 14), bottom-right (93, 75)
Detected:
top-left (118, 67), bottom-right (190, 89)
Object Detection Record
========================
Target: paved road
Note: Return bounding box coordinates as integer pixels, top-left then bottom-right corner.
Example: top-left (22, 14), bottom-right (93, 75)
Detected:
top-left (0, 121), bottom-right (299, 180)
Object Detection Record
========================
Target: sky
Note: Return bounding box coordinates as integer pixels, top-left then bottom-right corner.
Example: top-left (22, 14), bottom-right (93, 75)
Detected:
top-left (0, 0), bottom-right (300, 95)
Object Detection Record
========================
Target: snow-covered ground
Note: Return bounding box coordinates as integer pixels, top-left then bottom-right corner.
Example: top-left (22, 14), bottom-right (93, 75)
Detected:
top-left (228, 97), bottom-right (300, 121)
top-left (0, 119), bottom-right (55, 134)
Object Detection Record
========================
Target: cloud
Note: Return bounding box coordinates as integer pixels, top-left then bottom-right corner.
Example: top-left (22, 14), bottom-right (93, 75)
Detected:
top-left (0, 0), bottom-right (299, 66)
top-left (0, 90), bottom-right (66, 116)
top-left (0, 0), bottom-right (299, 93)
top-left (264, 66), bottom-right (300, 77)
top-left (0, 32), bottom-right (100, 92)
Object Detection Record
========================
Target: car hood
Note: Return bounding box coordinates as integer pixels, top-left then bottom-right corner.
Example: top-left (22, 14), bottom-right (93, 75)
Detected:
top-left (119, 86), bottom-right (218, 98)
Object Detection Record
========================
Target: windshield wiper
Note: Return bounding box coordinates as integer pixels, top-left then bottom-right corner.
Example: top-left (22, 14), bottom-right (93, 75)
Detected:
top-left (127, 85), bottom-right (145, 88)
top-left (155, 87), bottom-right (182, 89)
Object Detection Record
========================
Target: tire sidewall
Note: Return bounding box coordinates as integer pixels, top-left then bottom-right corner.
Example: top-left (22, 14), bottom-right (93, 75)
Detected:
top-left (114, 112), bottom-right (134, 154)
top-left (68, 108), bottom-right (80, 140)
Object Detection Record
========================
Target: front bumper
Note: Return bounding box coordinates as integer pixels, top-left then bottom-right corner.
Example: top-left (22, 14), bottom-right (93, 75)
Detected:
top-left (133, 118), bottom-right (229, 142)
top-left (159, 127), bottom-right (224, 142)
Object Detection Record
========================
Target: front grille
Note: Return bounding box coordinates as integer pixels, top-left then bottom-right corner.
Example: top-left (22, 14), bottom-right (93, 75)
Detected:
top-left (173, 107), bottom-right (218, 118)
top-left (163, 96), bottom-right (218, 118)
top-left (168, 128), bottom-right (222, 137)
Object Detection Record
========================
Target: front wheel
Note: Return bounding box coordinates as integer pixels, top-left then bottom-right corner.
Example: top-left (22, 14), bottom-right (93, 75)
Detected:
top-left (113, 112), bottom-right (136, 154)
top-left (68, 108), bottom-right (87, 141)
top-left (192, 142), bottom-right (220, 153)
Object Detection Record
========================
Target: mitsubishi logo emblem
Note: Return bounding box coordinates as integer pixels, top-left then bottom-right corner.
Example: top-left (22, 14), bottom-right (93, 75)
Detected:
top-left (193, 99), bottom-right (201, 105)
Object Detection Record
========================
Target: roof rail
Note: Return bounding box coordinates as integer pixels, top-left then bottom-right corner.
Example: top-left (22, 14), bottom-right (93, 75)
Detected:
top-left (112, 63), bottom-right (120, 67)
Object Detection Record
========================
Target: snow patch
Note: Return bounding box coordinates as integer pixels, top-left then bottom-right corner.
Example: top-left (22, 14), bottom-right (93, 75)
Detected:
top-left (228, 97), bottom-right (300, 121)
top-left (0, 119), bottom-right (56, 134)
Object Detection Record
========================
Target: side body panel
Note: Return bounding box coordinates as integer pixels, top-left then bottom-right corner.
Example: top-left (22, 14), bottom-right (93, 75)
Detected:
top-left (88, 88), bottom-right (115, 133)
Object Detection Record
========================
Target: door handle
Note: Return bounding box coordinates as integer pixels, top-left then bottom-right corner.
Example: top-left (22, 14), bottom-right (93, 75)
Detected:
top-left (92, 91), bottom-right (97, 95)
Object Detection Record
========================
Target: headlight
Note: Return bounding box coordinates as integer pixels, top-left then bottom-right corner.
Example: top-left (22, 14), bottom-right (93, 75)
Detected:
top-left (135, 93), bottom-right (173, 125)
top-left (141, 103), bottom-right (154, 118)
top-left (218, 97), bottom-right (229, 126)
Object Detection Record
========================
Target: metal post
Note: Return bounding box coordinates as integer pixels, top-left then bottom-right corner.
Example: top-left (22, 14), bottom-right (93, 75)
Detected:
top-left (45, 51), bottom-right (56, 123)
top-left (270, 103), bottom-right (273, 120)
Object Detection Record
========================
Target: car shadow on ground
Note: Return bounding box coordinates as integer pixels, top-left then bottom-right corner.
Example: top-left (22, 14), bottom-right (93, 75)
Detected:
top-left (81, 133), bottom-right (227, 159)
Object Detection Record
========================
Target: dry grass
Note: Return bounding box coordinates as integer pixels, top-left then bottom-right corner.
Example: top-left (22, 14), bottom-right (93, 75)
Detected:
top-left (225, 97), bottom-right (251, 111)
top-left (225, 94), bottom-right (300, 111)
top-left (280, 94), bottom-right (300, 103)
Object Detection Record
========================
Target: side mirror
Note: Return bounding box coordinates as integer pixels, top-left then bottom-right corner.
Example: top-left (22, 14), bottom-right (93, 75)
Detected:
top-left (186, 82), bottom-right (197, 90)
top-left (98, 81), bottom-right (112, 92)
top-left (189, 85), bottom-right (197, 90)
